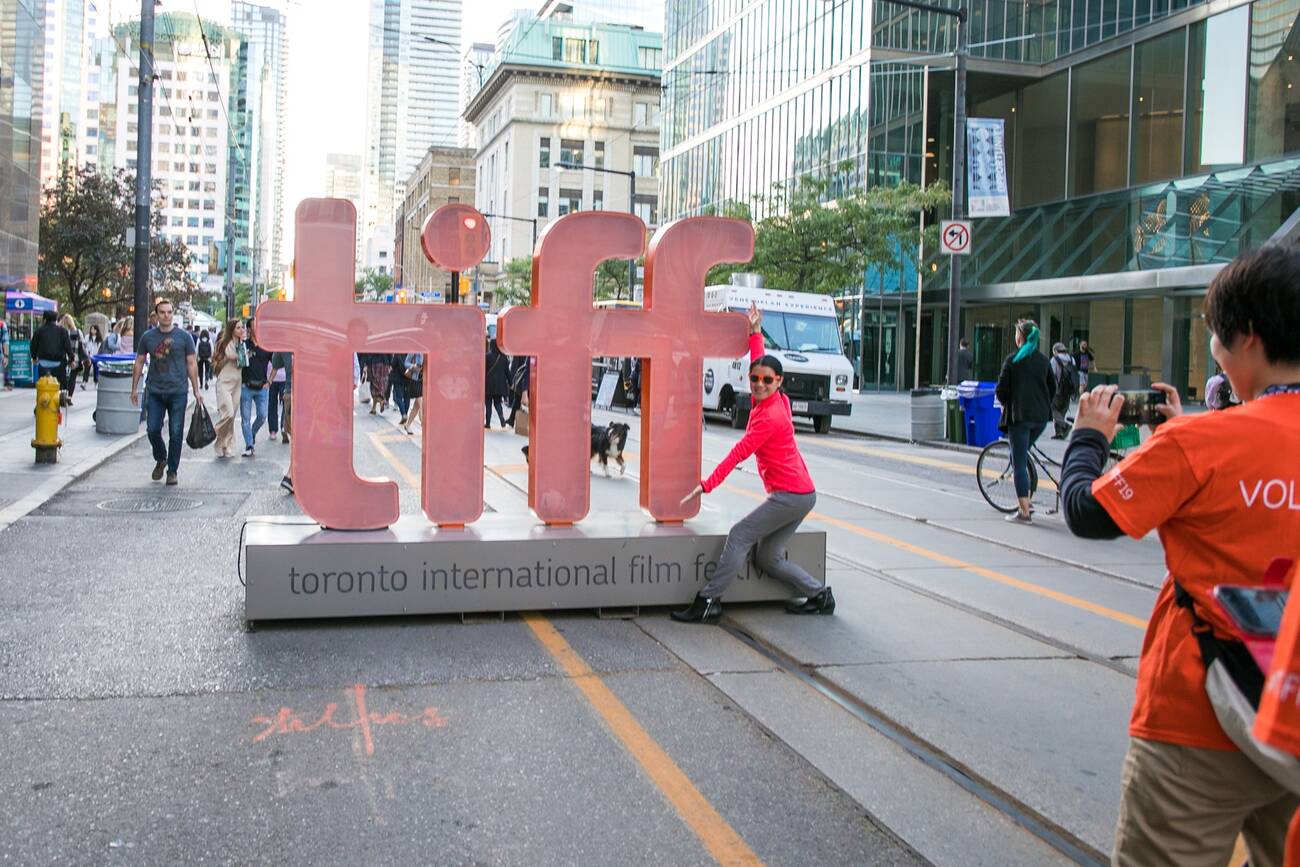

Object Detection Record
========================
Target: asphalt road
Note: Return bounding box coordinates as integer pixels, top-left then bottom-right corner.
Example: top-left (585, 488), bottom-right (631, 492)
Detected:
top-left (0, 396), bottom-right (1173, 865)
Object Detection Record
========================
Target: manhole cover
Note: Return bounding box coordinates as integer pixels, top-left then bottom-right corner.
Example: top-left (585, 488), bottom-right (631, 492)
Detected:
top-left (96, 496), bottom-right (203, 514)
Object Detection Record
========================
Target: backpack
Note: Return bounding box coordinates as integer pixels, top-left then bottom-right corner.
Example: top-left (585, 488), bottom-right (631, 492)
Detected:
top-left (1054, 355), bottom-right (1077, 396)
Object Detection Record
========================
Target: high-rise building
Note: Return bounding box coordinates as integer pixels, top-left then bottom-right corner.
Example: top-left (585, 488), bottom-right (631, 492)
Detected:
top-left (460, 42), bottom-right (494, 149)
top-left (38, 0), bottom-right (113, 187)
top-left (537, 0), bottom-right (662, 30)
top-left (396, 146), bottom-right (475, 301)
top-left (362, 0), bottom-right (462, 276)
top-left (324, 152), bottom-right (364, 269)
top-left (105, 13), bottom-right (260, 294)
top-left (465, 17), bottom-right (661, 294)
top-left (662, 0), bottom-right (1300, 396)
top-left (231, 2), bottom-right (289, 289)
top-left (0, 0), bottom-right (45, 293)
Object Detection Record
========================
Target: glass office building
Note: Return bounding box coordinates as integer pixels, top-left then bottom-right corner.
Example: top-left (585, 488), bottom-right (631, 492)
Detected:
top-left (0, 0), bottom-right (44, 294)
top-left (662, 0), bottom-right (1300, 394)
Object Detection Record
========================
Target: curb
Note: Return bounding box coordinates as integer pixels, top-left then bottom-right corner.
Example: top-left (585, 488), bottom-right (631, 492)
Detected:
top-left (827, 425), bottom-right (985, 455)
top-left (0, 424), bottom-right (149, 533)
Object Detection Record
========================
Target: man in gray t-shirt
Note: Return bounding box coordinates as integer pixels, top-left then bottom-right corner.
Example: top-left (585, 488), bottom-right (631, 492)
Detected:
top-left (131, 299), bottom-right (202, 485)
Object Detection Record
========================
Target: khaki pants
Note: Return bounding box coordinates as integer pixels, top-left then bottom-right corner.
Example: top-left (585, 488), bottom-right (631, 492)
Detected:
top-left (1114, 737), bottom-right (1298, 867)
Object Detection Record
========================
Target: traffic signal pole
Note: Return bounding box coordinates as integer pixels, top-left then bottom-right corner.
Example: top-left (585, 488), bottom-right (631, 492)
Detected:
top-left (947, 15), bottom-right (968, 386)
top-left (132, 0), bottom-right (155, 342)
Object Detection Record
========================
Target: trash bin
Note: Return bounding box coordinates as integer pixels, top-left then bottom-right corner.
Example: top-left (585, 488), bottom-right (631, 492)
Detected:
top-left (94, 353), bottom-right (139, 435)
top-left (957, 380), bottom-right (1000, 447)
top-left (944, 397), bottom-right (965, 444)
top-left (909, 388), bottom-right (944, 441)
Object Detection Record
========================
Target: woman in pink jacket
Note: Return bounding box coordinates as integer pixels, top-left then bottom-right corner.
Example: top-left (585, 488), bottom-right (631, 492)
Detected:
top-left (674, 304), bottom-right (834, 623)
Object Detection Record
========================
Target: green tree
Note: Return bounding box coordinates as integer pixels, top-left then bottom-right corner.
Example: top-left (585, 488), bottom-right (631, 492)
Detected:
top-left (593, 257), bottom-right (644, 301)
top-left (354, 267), bottom-right (395, 299)
top-left (707, 168), bottom-right (949, 295)
top-left (497, 258), bottom-right (533, 307)
top-left (38, 165), bottom-right (197, 319)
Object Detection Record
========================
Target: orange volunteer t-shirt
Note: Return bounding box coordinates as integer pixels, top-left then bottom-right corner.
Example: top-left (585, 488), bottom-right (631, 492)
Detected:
top-left (1256, 560), bottom-right (1300, 754)
top-left (1092, 393), bottom-right (1300, 751)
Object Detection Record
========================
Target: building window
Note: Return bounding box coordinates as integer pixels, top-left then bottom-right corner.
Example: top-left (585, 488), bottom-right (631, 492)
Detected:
top-left (538, 186), bottom-right (549, 217)
top-left (593, 190), bottom-right (603, 210)
top-left (203, 218), bottom-right (214, 228)
top-left (633, 194), bottom-right (658, 225)
top-left (560, 139), bottom-right (584, 165)
top-left (638, 47), bottom-right (662, 69)
top-left (634, 102), bottom-right (650, 126)
top-left (1015, 72), bottom-right (1068, 207)
top-left (594, 141), bottom-right (605, 168)
top-left (539, 137), bottom-right (551, 168)
top-left (1069, 49), bottom-right (1131, 196)
top-left (187, 217), bottom-right (199, 227)
top-left (448, 167), bottom-right (461, 186)
top-left (171, 216), bottom-right (184, 227)
top-left (633, 146), bottom-right (659, 178)
top-left (537, 92), bottom-right (553, 116)
top-left (561, 93), bottom-right (589, 119)
top-left (552, 37), bottom-right (591, 63)
top-left (1131, 30), bottom-right (1185, 185)
top-left (558, 188), bottom-right (582, 215)
top-left (186, 235), bottom-right (199, 245)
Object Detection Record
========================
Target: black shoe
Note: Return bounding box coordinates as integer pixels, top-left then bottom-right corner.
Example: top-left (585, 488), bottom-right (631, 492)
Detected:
top-left (165, 472), bottom-right (177, 486)
top-left (786, 587), bottom-right (835, 615)
top-left (671, 594), bottom-right (721, 623)
top-left (151, 461), bottom-right (166, 481)
top-left (280, 475), bottom-right (294, 494)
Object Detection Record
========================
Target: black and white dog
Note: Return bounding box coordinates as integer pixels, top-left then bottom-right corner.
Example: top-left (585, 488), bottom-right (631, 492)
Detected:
top-left (520, 422), bottom-right (630, 477)
top-left (591, 422), bottom-right (630, 477)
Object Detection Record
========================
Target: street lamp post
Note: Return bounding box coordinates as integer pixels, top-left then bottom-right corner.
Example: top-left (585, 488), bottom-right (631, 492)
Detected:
top-left (555, 161), bottom-right (637, 299)
top-left (132, 0), bottom-right (156, 343)
top-left (481, 212), bottom-right (539, 253)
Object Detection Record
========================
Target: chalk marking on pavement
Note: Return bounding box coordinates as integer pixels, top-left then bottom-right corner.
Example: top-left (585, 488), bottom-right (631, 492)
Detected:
top-left (522, 613), bottom-right (763, 867)
top-left (721, 483), bottom-right (1148, 630)
top-left (250, 684), bottom-right (449, 753)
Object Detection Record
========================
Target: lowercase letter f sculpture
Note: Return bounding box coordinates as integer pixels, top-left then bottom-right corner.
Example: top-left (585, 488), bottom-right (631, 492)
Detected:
top-left (255, 199), bottom-right (487, 530)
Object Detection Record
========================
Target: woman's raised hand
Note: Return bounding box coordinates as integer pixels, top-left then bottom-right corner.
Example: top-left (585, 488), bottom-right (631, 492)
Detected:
top-left (747, 303), bottom-right (762, 334)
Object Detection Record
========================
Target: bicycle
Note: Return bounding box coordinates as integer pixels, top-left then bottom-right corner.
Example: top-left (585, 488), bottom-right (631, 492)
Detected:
top-left (976, 421), bottom-right (1130, 515)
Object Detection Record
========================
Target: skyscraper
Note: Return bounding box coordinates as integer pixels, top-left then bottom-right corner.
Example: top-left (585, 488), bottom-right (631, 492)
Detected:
top-left (459, 42), bottom-right (493, 149)
top-left (323, 152), bottom-right (364, 270)
top-left (361, 0), bottom-right (462, 275)
top-left (0, 0), bottom-right (44, 292)
top-left (231, 2), bottom-right (288, 288)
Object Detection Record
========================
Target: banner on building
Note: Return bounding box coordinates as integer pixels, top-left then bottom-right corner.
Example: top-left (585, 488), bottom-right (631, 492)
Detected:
top-left (966, 118), bottom-right (1010, 218)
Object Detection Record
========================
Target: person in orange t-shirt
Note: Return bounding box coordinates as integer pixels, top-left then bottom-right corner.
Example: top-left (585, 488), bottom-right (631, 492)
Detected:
top-left (1256, 563), bottom-right (1300, 867)
top-left (1059, 244), bottom-right (1300, 867)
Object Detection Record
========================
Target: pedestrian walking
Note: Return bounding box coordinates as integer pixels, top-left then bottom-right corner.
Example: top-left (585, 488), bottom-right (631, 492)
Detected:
top-left (30, 310), bottom-right (72, 395)
top-left (622, 356), bottom-right (642, 411)
top-left (211, 318), bottom-right (245, 459)
top-left (59, 314), bottom-right (87, 400)
top-left (85, 325), bottom-right (103, 385)
top-left (240, 320), bottom-right (272, 457)
top-left (1061, 245), bottom-right (1300, 867)
top-left (994, 319), bottom-right (1055, 524)
top-left (267, 354), bottom-right (288, 441)
top-left (366, 353), bottom-right (390, 415)
top-left (130, 299), bottom-right (202, 486)
top-left (674, 304), bottom-right (833, 623)
top-left (272, 352), bottom-right (294, 492)
top-left (505, 354), bottom-right (529, 426)
top-left (1049, 342), bottom-right (1078, 439)
top-left (485, 339), bottom-right (509, 428)
top-left (955, 337), bottom-right (975, 383)
top-left (388, 353), bottom-right (411, 425)
top-left (196, 329), bottom-right (213, 390)
top-left (402, 353), bottom-right (423, 435)
top-left (116, 317), bottom-right (134, 354)
top-left (1074, 339), bottom-right (1096, 393)
top-left (1205, 366), bottom-right (1240, 411)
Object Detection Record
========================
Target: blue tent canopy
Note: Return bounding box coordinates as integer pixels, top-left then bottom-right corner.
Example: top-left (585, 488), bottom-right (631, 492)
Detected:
top-left (4, 290), bottom-right (59, 315)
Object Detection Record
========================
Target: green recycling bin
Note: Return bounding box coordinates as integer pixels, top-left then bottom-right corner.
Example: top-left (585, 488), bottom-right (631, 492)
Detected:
top-left (945, 397), bottom-right (965, 444)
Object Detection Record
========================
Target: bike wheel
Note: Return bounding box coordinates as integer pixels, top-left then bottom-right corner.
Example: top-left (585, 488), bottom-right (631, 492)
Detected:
top-left (977, 440), bottom-right (1021, 513)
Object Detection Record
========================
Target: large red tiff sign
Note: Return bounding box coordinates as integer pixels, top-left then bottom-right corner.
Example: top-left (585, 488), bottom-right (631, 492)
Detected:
top-left (259, 198), bottom-right (751, 530)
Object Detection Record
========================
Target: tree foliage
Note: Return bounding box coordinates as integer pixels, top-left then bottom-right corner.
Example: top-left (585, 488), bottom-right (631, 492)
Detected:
top-left (354, 267), bottom-right (394, 299)
top-left (708, 166), bottom-right (950, 295)
top-left (38, 165), bottom-right (197, 319)
top-left (497, 258), bottom-right (534, 307)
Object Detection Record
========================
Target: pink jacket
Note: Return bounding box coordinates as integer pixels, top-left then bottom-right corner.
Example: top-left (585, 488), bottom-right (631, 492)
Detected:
top-left (701, 333), bottom-right (816, 495)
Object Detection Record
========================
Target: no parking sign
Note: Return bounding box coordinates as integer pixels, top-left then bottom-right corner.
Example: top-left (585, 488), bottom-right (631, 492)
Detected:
top-left (940, 220), bottom-right (972, 256)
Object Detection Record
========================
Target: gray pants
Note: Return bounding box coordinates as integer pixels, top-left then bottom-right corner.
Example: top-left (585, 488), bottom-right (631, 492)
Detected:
top-left (701, 491), bottom-right (821, 599)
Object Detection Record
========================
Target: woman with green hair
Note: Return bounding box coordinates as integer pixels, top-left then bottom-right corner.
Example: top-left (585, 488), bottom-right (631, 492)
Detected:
top-left (994, 319), bottom-right (1057, 523)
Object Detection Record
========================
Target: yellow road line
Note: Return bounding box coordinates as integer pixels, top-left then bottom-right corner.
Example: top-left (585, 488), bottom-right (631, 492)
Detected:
top-left (366, 431), bottom-right (421, 489)
top-left (522, 613), bottom-right (763, 867)
top-left (721, 483), bottom-right (1147, 630)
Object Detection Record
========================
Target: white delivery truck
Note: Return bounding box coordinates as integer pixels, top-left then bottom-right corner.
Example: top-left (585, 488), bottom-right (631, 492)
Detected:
top-left (702, 274), bottom-right (853, 434)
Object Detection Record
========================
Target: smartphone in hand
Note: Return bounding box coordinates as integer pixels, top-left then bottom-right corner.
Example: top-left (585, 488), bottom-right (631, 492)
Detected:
top-left (1114, 389), bottom-right (1167, 427)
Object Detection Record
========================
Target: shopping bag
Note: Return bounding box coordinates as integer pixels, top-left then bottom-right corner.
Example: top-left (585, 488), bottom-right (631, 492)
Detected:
top-left (186, 401), bottom-right (217, 450)
top-left (513, 406), bottom-right (529, 437)
top-left (357, 382), bottom-right (370, 404)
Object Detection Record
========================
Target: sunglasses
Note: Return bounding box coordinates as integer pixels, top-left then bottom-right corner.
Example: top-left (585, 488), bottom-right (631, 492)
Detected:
top-left (749, 374), bottom-right (777, 385)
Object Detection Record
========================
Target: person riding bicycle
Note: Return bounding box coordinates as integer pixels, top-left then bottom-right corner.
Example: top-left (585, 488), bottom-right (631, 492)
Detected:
top-left (994, 319), bottom-right (1055, 524)
top-left (1060, 244), bottom-right (1300, 866)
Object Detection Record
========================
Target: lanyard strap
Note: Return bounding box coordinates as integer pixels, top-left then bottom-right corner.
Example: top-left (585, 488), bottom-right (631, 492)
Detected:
top-left (1260, 383), bottom-right (1300, 398)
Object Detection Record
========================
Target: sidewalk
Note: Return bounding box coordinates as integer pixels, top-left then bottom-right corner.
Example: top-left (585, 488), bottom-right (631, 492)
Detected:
top-left (0, 382), bottom-right (149, 531)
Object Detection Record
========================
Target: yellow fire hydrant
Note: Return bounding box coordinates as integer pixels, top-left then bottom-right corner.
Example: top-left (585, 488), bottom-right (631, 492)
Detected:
top-left (32, 374), bottom-right (62, 464)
